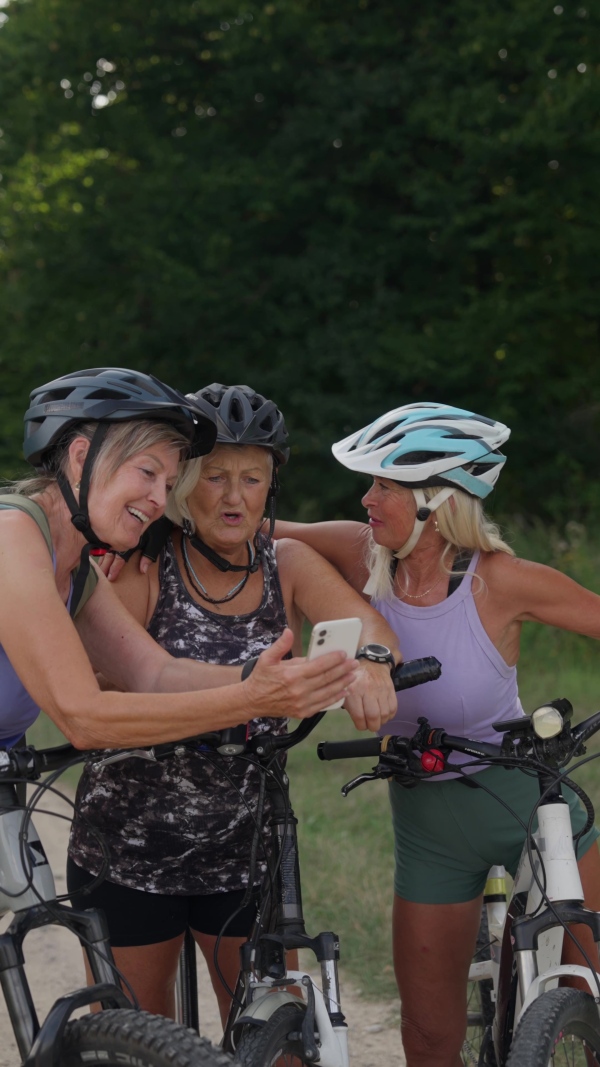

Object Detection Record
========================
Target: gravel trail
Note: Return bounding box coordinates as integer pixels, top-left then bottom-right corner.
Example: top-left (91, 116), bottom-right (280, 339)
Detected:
top-left (0, 792), bottom-right (405, 1065)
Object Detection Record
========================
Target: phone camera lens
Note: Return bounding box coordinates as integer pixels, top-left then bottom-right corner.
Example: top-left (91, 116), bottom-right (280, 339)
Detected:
top-left (319, 630), bottom-right (327, 637)
top-left (317, 638), bottom-right (325, 645)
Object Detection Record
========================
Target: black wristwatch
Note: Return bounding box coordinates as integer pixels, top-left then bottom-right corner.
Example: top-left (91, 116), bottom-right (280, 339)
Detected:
top-left (356, 643), bottom-right (396, 671)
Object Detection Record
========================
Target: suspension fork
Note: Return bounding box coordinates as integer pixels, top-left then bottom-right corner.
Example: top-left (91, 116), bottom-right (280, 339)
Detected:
top-left (261, 760), bottom-right (345, 1024)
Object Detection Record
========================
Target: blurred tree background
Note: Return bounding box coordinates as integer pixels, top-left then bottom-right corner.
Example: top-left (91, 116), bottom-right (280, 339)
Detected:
top-left (0, 0), bottom-right (599, 523)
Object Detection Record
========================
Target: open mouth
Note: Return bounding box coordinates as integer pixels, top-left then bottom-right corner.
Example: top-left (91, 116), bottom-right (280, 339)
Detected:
top-left (221, 511), bottom-right (244, 524)
top-left (127, 506), bottom-right (151, 525)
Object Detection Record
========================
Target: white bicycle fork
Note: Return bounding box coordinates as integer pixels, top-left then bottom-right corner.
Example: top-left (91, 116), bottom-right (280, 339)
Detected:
top-left (469, 802), bottom-right (600, 1038)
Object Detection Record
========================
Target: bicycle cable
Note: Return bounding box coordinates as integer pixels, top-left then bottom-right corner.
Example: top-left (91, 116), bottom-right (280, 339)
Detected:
top-left (4, 760), bottom-right (141, 1009)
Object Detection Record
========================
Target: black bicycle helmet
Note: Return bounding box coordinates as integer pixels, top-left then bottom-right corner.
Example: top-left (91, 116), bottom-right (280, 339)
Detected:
top-left (25, 367), bottom-right (217, 467)
top-left (188, 384), bottom-right (290, 466)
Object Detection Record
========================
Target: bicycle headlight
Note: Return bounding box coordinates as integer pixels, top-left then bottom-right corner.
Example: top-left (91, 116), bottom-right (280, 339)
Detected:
top-left (531, 704), bottom-right (564, 739)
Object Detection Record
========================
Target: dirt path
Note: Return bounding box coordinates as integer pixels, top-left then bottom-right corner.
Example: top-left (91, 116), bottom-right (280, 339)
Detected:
top-left (0, 793), bottom-right (405, 1065)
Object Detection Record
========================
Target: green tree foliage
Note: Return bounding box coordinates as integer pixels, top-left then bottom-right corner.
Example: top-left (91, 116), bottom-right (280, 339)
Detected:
top-left (0, 0), bottom-right (599, 520)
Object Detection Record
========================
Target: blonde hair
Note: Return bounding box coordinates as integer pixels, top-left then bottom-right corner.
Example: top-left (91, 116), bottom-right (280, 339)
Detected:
top-left (367, 486), bottom-right (514, 601)
top-left (166, 456), bottom-right (203, 529)
top-left (10, 421), bottom-right (189, 497)
top-left (166, 444), bottom-right (274, 533)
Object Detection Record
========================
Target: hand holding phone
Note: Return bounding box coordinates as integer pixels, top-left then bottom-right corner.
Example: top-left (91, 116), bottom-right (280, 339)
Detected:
top-left (306, 618), bottom-right (363, 709)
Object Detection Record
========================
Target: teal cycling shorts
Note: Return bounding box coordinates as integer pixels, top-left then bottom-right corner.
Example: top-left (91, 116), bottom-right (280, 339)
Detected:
top-left (389, 765), bottom-right (600, 905)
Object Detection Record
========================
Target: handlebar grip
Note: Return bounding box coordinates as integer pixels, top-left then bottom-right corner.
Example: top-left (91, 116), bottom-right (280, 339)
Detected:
top-left (392, 656), bottom-right (442, 691)
top-left (317, 737), bottom-right (382, 761)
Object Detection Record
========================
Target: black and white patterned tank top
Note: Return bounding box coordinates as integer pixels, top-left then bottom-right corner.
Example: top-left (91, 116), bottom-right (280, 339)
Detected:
top-left (68, 535), bottom-right (289, 895)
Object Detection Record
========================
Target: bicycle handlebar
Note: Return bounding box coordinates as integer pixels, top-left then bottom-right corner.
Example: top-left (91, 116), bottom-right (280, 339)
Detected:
top-left (0, 657), bottom-right (443, 780)
top-left (318, 703), bottom-right (600, 781)
top-left (391, 656), bottom-right (441, 691)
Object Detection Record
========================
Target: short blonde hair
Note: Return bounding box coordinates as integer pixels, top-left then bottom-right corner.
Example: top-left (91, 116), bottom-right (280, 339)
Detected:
top-left (166, 445), bottom-right (274, 532)
top-left (367, 486), bottom-right (514, 601)
top-left (10, 421), bottom-right (189, 497)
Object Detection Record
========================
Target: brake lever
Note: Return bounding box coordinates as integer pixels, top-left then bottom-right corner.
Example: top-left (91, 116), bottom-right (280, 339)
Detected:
top-left (91, 748), bottom-right (159, 770)
top-left (341, 766), bottom-right (394, 796)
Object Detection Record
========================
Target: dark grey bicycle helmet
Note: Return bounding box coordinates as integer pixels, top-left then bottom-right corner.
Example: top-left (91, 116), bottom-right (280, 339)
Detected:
top-left (25, 367), bottom-right (217, 468)
top-left (23, 368), bottom-right (218, 614)
top-left (188, 383), bottom-right (289, 466)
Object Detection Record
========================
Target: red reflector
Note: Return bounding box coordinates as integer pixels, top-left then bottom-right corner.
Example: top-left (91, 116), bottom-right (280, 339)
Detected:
top-left (421, 749), bottom-right (445, 773)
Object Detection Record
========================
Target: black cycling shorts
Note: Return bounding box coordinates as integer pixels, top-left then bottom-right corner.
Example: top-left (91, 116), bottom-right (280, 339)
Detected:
top-left (66, 858), bottom-right (259, 946)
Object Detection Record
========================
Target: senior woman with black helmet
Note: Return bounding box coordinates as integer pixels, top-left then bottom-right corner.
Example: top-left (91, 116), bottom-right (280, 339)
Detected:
top-left (272, 401), bottom-right (600, 1067)
top-left (70, 383), bottom-right (400, 1025)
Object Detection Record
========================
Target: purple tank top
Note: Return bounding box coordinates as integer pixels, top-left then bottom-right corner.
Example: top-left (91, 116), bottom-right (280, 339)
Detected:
top-left (372, 551), bottom-right (524, 774)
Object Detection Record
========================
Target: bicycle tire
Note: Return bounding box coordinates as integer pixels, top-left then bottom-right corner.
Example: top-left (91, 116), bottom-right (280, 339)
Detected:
top-left (60, 1008), bottom-right (232, 1066)
top-left (233, 1003), bottom-right (312, 1066)
top-left (506, 987), bottom-right (600, 1066)
top-left (462, 907), bottom-right (497, 1067)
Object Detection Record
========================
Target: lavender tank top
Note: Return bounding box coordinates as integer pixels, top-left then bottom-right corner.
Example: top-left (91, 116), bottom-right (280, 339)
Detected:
top-left (372, 551), bottom-right (524, 774)
top-left (0, 499), bottom-right (53, 746)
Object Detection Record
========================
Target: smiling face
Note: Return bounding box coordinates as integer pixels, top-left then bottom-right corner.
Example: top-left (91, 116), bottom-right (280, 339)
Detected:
top-left (361, 477), bottom-right (418, 551)
top-left (85, 441), bottom-right (181, 551)
top-left (188, 444), bottom-right (273, 555)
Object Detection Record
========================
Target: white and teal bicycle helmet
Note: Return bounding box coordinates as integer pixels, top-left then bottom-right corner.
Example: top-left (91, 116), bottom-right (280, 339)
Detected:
top-left (332, 403), bottom-right (510, 557)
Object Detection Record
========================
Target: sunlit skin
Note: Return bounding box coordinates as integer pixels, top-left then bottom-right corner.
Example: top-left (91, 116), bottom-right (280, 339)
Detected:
top-left (361, 477), bottom-right (416, 548)
top-left (362, 477), bottom-right (450, 596)
top-left (87, 444), bottom-right (181, 552)
top-left (190, 444), bottom-right (273, 562)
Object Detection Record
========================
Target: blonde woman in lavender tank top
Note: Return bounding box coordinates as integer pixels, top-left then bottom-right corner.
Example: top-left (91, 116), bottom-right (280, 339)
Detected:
top-left (274, 402), bottom-right (600, 1067)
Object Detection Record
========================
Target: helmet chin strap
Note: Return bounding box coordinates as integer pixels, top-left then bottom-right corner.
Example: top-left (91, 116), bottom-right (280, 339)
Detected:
top-left (56, 423), bottom-right (116, 617)
top-left (393, 487), bottom-right (456, 560)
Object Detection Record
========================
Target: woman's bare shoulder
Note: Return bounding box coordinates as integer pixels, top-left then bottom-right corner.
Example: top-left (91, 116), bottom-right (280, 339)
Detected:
top-left (111, 552), bottom-right (159, 626)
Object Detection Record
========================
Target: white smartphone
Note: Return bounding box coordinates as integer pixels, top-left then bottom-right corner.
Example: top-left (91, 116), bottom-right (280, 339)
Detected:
top-left (306, 617), bottom-right (363, 710)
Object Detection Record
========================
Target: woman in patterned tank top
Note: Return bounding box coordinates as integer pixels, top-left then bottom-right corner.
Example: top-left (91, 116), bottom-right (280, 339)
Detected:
top-left (68, 385), bottom-right (401, 1026)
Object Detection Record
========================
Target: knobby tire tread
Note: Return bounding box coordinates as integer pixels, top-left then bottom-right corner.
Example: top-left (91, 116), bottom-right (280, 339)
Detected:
top-left (506, 987), bottom-right (600, 1066)
top-left (60, 1008), bottom-right (231, 1066)
top-left (233, 1003), bottom-right (310, 1066)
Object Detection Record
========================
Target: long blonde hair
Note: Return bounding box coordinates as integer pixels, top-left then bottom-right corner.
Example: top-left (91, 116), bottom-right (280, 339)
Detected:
top-left (366, 486), bottom-right (514, 601)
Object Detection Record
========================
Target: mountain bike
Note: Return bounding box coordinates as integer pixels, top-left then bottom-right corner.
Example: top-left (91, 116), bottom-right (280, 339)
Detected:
top-left (318, 698), bottom-right (600, 1066)
top-left (155, 656), bottom-right (441, 1066)
top-left (0, 740), bottom-right (231, 1067)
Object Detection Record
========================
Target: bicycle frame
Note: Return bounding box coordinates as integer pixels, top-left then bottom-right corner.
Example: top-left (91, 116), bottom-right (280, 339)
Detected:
top-left (0, 761), bottom-right (130, 1066)
top-left (171, 657), bottom-right (442, 1063)
top-left (470, 793), bottom-right (600, 1064)
top-left (220, 730), bottom-right (350, 1067)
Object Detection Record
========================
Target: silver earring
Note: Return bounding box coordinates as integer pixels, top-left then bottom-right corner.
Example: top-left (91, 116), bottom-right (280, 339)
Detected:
top-left (434, 519), bottom-right (439, 533)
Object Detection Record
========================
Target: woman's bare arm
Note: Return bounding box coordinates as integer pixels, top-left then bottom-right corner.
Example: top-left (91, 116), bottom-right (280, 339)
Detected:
top-left (273, 520), bottom-right (371, 592)
top-left (0, 513), bottom-right (356, 749)
top-left (477, 552), bottom-right (600, 665)
top-left (276, 537), bottom-right (401, 731)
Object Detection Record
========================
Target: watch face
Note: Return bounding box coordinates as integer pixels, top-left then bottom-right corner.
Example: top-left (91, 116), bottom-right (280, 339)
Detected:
top-left (364, 643), bottom-right (390, 656)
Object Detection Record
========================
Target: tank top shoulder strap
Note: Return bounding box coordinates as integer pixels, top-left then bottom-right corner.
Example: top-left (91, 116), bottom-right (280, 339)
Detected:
top-left (0, 492), bottom-right (97, 617)
top-left (447, 549), bottom-right (475, 597)
top-left (0, 493), bottom-right (53, 558)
